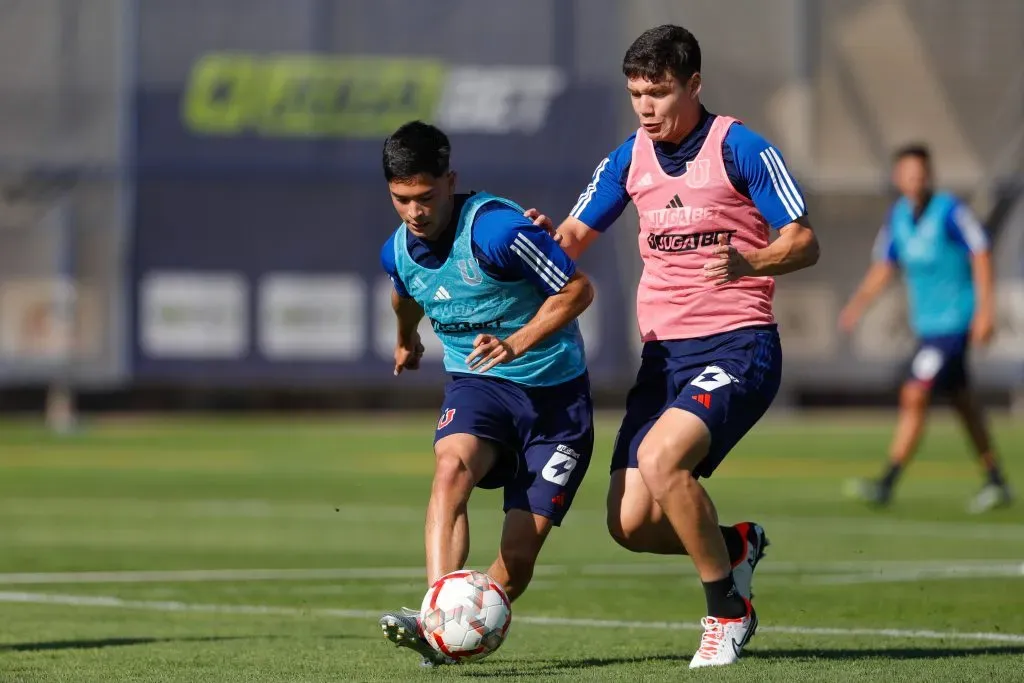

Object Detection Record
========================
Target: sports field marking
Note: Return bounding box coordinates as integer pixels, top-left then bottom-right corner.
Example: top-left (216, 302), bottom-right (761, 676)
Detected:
top-left (6, 499), bottom-right (1024, 542)
top-left (810, 562), bottom-right (1024, 585)
top-left (2, 591), bottom-right (1022, 645)
top-left (1, 559), bottom-right (1022, 586)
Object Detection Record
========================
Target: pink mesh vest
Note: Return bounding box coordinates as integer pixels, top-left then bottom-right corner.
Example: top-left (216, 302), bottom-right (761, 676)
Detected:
top-left (626, 116), bottom-right (775, 341)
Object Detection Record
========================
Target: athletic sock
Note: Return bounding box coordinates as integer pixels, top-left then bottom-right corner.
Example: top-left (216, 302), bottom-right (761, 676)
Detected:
top-left (880, 462), bottom-right (903, 492)
top-left (702, 574), bottom-right (747, 619)
top-left (720, 525), bottom-right (745, 565)
top-left (986, 466), bottom-right (1006, 488)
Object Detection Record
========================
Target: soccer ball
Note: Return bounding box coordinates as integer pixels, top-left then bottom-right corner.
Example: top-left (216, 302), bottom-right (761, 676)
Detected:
top-left (419, 570), bottom-right (512, 662)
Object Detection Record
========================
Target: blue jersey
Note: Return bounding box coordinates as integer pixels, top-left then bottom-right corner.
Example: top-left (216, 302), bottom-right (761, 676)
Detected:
top-left (569, 108), bottom-right (808, 232)
top-left (873, 192), bottom-right (988, 336)
top-left (384, 192), bottom-right (587, 387)
top-left (382, 193), bottom-right (576, 298)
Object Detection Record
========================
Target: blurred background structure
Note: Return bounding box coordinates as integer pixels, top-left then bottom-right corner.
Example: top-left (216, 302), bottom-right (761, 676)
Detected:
top-left (0, 0), bottom-right (1022, 417)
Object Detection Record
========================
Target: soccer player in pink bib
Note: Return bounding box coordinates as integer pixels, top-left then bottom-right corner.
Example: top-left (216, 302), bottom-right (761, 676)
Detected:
top-left (527, 25), bottom-right (820, 668)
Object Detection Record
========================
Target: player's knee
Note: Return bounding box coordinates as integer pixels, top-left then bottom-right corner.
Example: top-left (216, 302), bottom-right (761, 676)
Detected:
top-left (636, 442), bottom-right (694, 495)
top-left (900, 383), bottom-right (929, 412)
top-left (606, 508), bottom-right (630, 548)
top-left (607, 511), bottom-right (644, 551)
top-left (431, 449), bottom-right (475, 497)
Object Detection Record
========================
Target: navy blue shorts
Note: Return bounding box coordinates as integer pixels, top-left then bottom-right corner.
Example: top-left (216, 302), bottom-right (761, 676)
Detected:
top-left (434, 371), bottom-right (593, 525)
top-left (611, 325), bottom-right (782, 478)
top-left (902, 333), bottom-right (969, 393)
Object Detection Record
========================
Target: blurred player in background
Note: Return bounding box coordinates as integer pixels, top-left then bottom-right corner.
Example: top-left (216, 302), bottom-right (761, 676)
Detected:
top-left (840, 144), bottom-right (1012, 514)
top-left (376, 121), bottom-right (596, 666)
top-left (526, 25), bottom-right (820, 668)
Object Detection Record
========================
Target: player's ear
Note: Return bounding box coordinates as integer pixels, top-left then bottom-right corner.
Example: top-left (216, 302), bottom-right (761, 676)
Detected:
top-left (689, 73), bottom-right (702, 100)
top-left (446, 170), bottom-right (457, 195)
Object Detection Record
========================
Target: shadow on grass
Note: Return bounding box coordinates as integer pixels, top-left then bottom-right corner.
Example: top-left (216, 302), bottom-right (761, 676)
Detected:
top-left (1, 633), bottom-right (367, 653)
top-left (454, 646), bottom-right (1024, 676)
top-left (744, 646), bottom-right (1024, 661)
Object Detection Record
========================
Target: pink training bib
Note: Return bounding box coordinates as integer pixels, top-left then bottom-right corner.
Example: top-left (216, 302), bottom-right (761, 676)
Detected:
top-left (626, 116), bottom-right (775, 341)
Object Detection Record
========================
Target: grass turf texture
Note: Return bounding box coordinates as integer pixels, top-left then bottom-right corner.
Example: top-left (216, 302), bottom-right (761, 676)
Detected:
top-left (1, 412), bottom-right (1023, 682)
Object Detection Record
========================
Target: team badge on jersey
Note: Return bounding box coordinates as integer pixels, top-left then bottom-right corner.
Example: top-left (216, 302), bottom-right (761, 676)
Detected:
top-left (685, 159), bottom-right (711, 188)
top-left (457, 259), bottom-right (483, 286)
top-left (437, 408), bottom-right (457, 430)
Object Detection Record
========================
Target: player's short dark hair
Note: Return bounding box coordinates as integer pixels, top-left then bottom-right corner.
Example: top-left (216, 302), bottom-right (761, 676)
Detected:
top-left (893, 143), bottom-right (932, 167)
top-left (622, 25), bottom-right (701, 84)
top-left (382, 121), bottom-right (451, 182)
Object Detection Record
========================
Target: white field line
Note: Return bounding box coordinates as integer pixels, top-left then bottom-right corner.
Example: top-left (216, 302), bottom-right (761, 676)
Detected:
top-left (809, 563), bottom-right (1024, 586)
top-left (2, 591), bottom-right (1023, 645)
top-left (7, 499), bottom-right (1024, 543)
top-left (1, 560), bottom-right (1022, 586)
top-left (8, 497), bottom-right (1024, 547)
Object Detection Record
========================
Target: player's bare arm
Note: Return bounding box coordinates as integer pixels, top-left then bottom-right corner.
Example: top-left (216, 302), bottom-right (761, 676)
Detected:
top-left (391, 289), bottom-right (426, 375)
top-left (466, 271), bottom-right (594, 373)
top-left (969, 250), bottom-right (996, 345)
top-left (522, 210), bottom-right (601, 261)
top-left (552, 216), bottom-right (601, 260)
top-left (838, 260), bottom-right (897, 332)
top-left (703, 217), bottom-right (819, 285)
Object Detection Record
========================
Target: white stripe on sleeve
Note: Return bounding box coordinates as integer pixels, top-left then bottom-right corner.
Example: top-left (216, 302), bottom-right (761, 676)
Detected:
top-left (570, 158), bottom-right (609, 218)
top-left (512, 234), bottom-right (568, 291)
top-left (766, 147), bottom-right (805, 212)
top-left (511, 244), bottom-right (562, 292)
top-left (759, 150), bottom-right (799, 221)
top-left (952, 204), bottom-right (989, 253)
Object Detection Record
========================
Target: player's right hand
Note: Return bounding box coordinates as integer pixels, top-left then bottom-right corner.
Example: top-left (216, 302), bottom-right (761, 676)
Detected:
top-left (838, 304), bottom-right (860, 334)
top-left (394, 334), bottom-right (425, 376)
top-left (524, 208), bottom-right (560, 242)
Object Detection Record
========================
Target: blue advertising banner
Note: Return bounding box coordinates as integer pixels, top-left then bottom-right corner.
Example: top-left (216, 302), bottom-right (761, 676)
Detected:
top-left (130, 0), bottom-right (635, 386)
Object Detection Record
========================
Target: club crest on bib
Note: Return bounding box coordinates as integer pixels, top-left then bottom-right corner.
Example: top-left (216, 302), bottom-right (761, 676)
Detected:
top-left (457, 259), bottom-right (483, 286)
top-left (685, 159), bottom-right (711, 188)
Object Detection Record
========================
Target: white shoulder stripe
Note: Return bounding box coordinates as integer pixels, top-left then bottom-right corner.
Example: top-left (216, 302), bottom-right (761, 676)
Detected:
top-left (759, 150), bottom-right (799, 221)
top-left (952, 204), bottom-right (989, 253)
top-left (511, 244), bottom-right (563, 292)
top-left (512, 233), bottom-right (569, 291)
top-left (571, 157), bottom-right (609, 219)
top-left (766, 147), bottom-right (805, 212)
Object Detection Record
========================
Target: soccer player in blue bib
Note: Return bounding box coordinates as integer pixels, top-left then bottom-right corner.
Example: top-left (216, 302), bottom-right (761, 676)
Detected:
top-left (840, 144), bottom-right (1011, 513)
top-left (375, 122), bottom-right (596, 666)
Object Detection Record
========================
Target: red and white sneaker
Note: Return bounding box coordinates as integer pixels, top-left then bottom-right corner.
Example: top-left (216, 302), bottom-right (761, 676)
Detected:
top-left (730, 522), bottom-right (769, 601)
top-left (688, 599), bottom-right (758, 669)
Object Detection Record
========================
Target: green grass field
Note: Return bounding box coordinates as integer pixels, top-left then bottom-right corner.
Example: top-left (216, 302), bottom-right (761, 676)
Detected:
top-left (2, 412), bottom-right (1023, 682)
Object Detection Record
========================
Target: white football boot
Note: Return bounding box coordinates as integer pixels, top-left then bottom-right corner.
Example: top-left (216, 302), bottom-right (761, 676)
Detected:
top-left (379, 608), bottom-right (454, 667)
top-left (729, 522), bottom-right (769, 602)
top-left (967, 483), bottom-right (1013, 514)
top-left (688, 599), bottom-right (758, 669)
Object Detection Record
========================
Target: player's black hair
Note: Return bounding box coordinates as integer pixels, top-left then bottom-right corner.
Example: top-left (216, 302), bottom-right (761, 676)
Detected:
top-left (622, 24), bottom-right (701, 84)
top-left (382, 121), bottom-right (451, 182)
top-left (893, 143), bottom-right (932, 167)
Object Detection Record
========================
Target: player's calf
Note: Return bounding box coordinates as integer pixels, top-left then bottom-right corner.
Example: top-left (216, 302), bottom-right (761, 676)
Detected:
top-left (426, 435), bottom-right (499, 582)
top-left (486, 509), bottom-right (552, 601)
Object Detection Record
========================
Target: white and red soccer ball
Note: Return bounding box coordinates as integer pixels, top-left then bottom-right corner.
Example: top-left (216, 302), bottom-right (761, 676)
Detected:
top-left (419, 570), bottom-right (512, 662)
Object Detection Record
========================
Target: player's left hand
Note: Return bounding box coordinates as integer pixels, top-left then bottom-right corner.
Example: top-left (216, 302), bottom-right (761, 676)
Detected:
top-left (466, 334), bottom-right (517, 373)
top-left (524, 208), bottom-right (560, 243)
top-left (703, 234), bottom-right (755, 285)
top-left (970, 312), bottom-right (995, 346)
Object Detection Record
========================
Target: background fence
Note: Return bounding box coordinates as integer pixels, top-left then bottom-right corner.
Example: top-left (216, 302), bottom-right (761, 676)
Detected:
top-left (0, 0), bottom-right (1021, 399)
